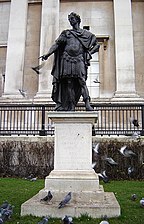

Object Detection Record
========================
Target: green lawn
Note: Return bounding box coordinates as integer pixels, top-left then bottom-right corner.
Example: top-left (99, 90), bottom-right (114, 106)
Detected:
top-left (0, 178), bottom-right (144, 224)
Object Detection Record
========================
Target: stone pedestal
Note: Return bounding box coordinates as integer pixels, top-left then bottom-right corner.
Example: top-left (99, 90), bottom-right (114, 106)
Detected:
top-left (21, 112), bottom-right (120, 218)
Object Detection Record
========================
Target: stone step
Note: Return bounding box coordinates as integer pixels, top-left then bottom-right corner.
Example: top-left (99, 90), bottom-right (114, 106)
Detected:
top-left (21, 192), bottom-right (120, 218)
top-left (39, 185), bottom-right (104, 203)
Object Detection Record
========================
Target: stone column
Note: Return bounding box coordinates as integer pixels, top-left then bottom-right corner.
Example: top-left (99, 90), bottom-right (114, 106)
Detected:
top-left (2, 0), bottom-right (28, 98)
top-left (112, 0), bottom-right (139, 100)
top-left (35, 0), bottom-right (59, 101)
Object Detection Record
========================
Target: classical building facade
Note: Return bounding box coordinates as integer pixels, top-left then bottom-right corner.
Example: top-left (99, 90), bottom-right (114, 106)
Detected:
top-left (0, 0), bottom-right (144, 104)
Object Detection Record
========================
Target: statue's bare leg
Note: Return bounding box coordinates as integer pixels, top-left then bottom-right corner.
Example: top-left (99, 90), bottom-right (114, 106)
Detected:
top-left (78, 78), bottom-right (94, 111)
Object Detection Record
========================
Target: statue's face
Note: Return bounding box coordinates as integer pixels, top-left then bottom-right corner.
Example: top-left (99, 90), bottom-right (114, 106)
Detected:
top-left (68, 15), bottom-right (78, 26)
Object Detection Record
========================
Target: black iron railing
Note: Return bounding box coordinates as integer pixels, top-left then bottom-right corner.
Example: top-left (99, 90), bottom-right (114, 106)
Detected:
top-left (0, 103), bottom-right (143, 136)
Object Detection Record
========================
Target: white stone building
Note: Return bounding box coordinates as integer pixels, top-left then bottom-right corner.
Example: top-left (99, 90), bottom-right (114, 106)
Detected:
top-left (0, 0), bottom-right (144, 104)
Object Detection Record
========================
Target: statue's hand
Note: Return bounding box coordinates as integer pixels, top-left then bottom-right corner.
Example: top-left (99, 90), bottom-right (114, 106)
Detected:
top-left (39, 53), bottom-right (50, 61)
top-left (41, 54), bottom-right (49, 61)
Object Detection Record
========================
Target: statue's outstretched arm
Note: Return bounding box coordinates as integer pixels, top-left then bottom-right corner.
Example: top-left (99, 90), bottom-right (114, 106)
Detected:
top-left (40, 43), bottom-right (59, 61)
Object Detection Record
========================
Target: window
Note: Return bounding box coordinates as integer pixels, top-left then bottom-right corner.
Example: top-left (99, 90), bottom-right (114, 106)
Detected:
top-left (87, 52), bottom-right (100, 98)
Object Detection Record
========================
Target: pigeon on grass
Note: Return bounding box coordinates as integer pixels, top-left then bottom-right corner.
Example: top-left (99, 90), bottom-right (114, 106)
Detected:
top-left (58, 192), bottom-right (71, 209)
top-left (24, 174), bottom-right (34, 180)
top-left (140, 198), bottom-right (144, 208)
top-left (62, 215), bottom-right (73, 224)
top-left (131, 194), bottom-right (137, 201)
top-left (24, 174), bottom-right (37, 181)
top-left (99, 215), bottom-right (109, 224)
top-left (38, 216), bottom-right (49, 224)
top-left (0, 202), bottom-right (14, 223)
top-left (30, 177), bottom-right (37, 182)
top-left (0, 218), bottom-right (3, 224)
top-left (40, 191), bottom-right (53, 202)
top-left (0, 201), bottom-right (9, 209)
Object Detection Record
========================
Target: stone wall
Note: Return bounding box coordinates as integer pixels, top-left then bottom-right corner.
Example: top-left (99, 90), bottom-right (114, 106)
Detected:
top-left (0, 136), bottom-right (143, 180)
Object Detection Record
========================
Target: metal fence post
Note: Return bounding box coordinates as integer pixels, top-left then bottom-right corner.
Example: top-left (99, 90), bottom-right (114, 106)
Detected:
top-left (39, 105), bottom-right (47, 136)
top-left (141, 105), bottom-right (144, 136)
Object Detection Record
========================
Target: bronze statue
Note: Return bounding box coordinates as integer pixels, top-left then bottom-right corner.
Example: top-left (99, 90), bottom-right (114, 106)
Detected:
top-left (41, 12), bottom-right (100, 111)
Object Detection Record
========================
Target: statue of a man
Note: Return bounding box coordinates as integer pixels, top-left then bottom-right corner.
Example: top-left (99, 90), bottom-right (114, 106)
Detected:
top-left (41, 12), bottom-right (100, 111)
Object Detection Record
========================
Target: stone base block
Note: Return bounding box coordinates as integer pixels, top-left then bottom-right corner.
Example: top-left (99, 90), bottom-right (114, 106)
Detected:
top-left (21, 191), bottom-right (120, 218)
top-left (39, 185), bottom-right (104, 203)
top-left (44, 170), bottom-right (100, 192)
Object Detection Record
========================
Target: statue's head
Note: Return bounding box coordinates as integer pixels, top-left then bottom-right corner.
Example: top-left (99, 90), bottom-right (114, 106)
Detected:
top-left (68, 12), bottom-right (81, 25)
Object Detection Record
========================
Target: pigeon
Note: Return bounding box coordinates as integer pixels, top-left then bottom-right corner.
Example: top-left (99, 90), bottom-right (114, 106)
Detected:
top-left (31, 63), bottom-right (45, 75)
top-left (18, 89), bottom-right (26, 97)
top-left (128, 166), bottom-right (134, 175)
top-left (131, 132), bottom-right (141, 139)
top-left (93, 78), bottom-right (100, 83)
top-left (98, 171), bottom-right (109, 183)
top-left (140, 198), bottom-right (144, 208)
top-left (129, 117), bottom-right (139, 127)
top-left (32, 66), bottom-right (40, 75)
top-left (38, 217), bottom-right (49, 224)
top-left (104, 157), bottom-right (118, 165)
top-left (131, 194), bottom-right (137, 201)
top-left (92, 162), bottom-right (97, 169)
top-left (30, 177), bottom-right (37, 181)
top-left (24, 174), bottom-right (34, 180)
top-left (40, 191), bottom-right (53, 202)
top-left (119, 145), bottom-right (127, 155)
top-left (93, 142), bottom-right (100, 154)
top-left (0, 203), bottom-right (14, 222)
top-left (119, 146), bottom-right (136, 157)
top-left (62, 215), bottom-right (73, 224)
top-left (58, 192), bottom-right (71, 209)
top-left (99, 215), bottom-right (109, 224)
top-left (0, 208), bottom-right (4, 217)
top-left (0, 201), bottom-right (9, 209)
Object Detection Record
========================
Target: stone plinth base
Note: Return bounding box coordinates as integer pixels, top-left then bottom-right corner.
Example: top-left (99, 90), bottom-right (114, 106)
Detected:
top-left (21, 191), bottom-right (120, 218)
top-left (21, 112), bottom-right (120, 218)
top-left (44, 170), bottom-right (100, 192)
top-left (111, 91), bottom-right (143, 102)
